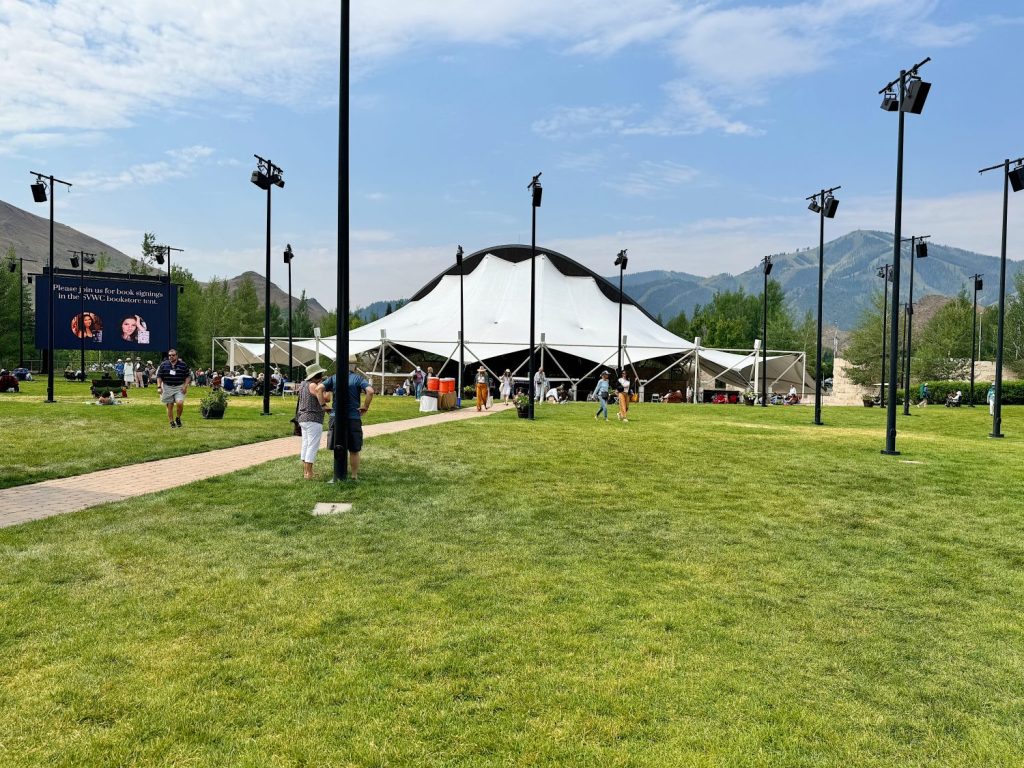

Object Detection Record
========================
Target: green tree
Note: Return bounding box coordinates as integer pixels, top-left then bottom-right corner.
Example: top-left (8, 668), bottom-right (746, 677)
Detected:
top-left (1002, 272), bottom-right (1024, 376)
top-left (912, 291), bottom-right (974, 381)
top-left (666, 309), bottom-right (690, 340)
top-left (840, 289), bottom-right (906, 387)
top-left (293, 291), bottom-right (314, 337)
top-left (319, 310), bottom-right (338, 338)
top-left (129, 232), bottom-right (161, 276)
top-left (229, 276), bottom-right (263, 336)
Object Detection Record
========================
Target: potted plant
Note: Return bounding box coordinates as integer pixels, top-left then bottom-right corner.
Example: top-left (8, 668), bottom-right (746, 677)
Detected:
top-left (862, 395), bottom-right (876, 408)
top-left (513, 391), bottom-right (530, 418)
top-left (463, 384), bottom-right (476, 400)
top-left (743, 389), bottom-right (756, 405)
top-left (200, 388), bottom-right (229, 419)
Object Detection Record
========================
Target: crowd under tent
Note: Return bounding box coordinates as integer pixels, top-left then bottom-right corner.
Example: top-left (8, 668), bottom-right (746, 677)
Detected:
top-left (214, 245), bottom-right (812, 399)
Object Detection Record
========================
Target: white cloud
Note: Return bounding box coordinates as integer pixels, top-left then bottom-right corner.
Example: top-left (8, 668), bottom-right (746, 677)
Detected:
top-left (75, 145), bottom-right (216, 191)
top-left (0, 1), bottom-right (341, 138)
top-left (532, 106), bottom-right (640, 140)
top-left (615, 160), bottom-right (700, 198)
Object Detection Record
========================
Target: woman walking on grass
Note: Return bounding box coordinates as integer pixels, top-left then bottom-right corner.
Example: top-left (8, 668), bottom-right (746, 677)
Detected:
top-left (297, 363), bottom-right (331, 480)
top-left (594, 370), bottom-right (610, 421)
top-left (617, 370), bottom-right (630, 422)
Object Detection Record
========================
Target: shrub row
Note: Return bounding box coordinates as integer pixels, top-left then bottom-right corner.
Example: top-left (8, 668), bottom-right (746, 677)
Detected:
top-left (918, 379), bottom-right (1024, 405)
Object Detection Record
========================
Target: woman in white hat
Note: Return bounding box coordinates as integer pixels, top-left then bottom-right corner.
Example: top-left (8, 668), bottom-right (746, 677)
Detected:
top-left (297, 362), bottom-right (331, 479)
top-left (475, 365), bottom-right (490, 411)
top-left (499, 368), bottom-right (513, 404)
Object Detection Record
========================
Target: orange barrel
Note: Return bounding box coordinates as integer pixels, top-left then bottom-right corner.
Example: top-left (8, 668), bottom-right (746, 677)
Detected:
top-left (439, 377), bottom-right (455, 393)
top-left (427, 376), bottom-right (440, 391)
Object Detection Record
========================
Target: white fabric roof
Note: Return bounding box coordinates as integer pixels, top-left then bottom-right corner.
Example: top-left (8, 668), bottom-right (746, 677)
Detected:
top-left (344, 251), bottom-right (694, 365)
top-left (264, 246), bottom-right (811, 391)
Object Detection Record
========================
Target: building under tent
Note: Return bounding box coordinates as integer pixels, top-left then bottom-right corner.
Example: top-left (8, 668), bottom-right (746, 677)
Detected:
top-left (216, 245), bottom-right (812, 399)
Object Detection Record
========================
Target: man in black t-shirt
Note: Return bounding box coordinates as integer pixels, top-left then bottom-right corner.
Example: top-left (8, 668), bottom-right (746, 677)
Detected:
top-left (156, 349), bottom-right (192, 428)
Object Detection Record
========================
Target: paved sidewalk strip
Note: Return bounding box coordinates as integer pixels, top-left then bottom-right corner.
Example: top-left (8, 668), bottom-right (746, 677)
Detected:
top-left (0, 404), bottom-right (512, 528)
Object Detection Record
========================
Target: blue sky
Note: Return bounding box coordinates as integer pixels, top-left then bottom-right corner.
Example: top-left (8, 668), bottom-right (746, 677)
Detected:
top-left (1, 1), bottom-right (1023, 309)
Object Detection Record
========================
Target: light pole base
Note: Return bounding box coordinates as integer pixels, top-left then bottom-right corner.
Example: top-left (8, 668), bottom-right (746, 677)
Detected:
top-left (989, 433), bottom-right (1004, 439)
top-left (812, 420), bottom-right (824, 426)
top-left (880, 449), bottom-right (901, 456)
top-left (261, 412), bottom-right (273, 417)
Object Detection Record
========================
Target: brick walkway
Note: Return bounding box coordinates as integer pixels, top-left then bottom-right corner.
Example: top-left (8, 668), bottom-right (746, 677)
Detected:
top-left (0, 404), bottom-right (512, 529)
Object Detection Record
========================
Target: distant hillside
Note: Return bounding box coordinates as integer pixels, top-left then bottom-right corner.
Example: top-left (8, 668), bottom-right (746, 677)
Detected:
top-left (620, 230), bottom-right (1023, 330)
top-left (226, 271), bottom-right (329, 322)
top-left (353, 299), bottom-right (406, 323)
top-left (1, 199), bottom-right (329, 322)
top-left (0, 199), bottom-right (134, 271)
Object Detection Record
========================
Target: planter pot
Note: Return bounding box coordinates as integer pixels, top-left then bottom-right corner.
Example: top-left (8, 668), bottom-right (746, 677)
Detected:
top-left (862, 400), bottom-right (874, 408)
top-left (744, 399), bottom-right (755, 406)
top-left (516, 408), bottom-right (529, 419)
top-left (201, 407), bottom-right (225, 419)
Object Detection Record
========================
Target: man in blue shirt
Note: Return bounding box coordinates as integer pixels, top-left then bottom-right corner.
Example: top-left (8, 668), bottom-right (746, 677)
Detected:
top-left (322, 355), bottom-right (374, 479)
top-left (156, 349), bottom-right (192, 428)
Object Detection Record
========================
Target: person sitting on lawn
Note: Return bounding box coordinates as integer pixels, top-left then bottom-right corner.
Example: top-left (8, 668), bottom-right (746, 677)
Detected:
top-left (946, 390), bottom-right (962, 407)
top-left (663, 389), bottom-right (684, 403)
top-left (95, 389), bottom-right (120, 405)
top-left (0, 369), bottom-right (19, 393)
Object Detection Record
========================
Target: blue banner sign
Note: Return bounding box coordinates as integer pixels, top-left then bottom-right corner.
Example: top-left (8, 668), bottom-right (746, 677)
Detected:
top-left (35, 273), bottom-right (178, 352)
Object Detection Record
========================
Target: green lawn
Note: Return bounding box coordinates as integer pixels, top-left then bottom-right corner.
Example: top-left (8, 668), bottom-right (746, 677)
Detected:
top-left (2, 403), bottom-right (1023, 766)
top-left (0, 380), bottom-right (425, 489)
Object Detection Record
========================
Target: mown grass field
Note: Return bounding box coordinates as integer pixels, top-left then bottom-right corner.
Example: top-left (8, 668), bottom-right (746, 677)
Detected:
top-left (2, 402), bottom-right (1023, 766)
top-left (0, 380), bottom-right (425, 489)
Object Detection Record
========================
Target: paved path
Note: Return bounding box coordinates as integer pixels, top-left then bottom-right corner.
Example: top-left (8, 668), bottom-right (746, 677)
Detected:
top-left (0, 404), bottom-right (513, 529)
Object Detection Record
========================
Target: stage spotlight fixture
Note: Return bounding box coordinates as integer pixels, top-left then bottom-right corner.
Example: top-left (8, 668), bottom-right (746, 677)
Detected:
top-left (250, 170), bottom-right (270, 190)
top-left (763, 257), bottom-right (773, 276)
top-left (1009, 164), bottom-right (1024, 193)
top-left (530, 172), bottom-right (543, 208)
top-left (915, 241), bottom-right (928, 258)
top-left (614, 249), bottom-right (628, 269)
top-left (284, 243), bottom-right (294, 264)
top-left (975, 276), bottom-right (984, 291)
top-left (823, 196), bottom-right (839, 218)
top-left (31, 182), bottom-right (47, 202)
top-left (69, 255), bottom-right (79, 268)
top-left (901, 78), bottom-right (931, 114)
top-left (881, 90), bottom-right (899, 111)
top-left (153, 248), bottom-right (165, 265)
top-left (807, 200), bottom-right (821, 213)
top-left (271, 173), bottom-right (284, 189)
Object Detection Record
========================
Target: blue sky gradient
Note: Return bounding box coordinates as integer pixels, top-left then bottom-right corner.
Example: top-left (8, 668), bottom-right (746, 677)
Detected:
top-left (1, 1), bottom-right (1022, 307)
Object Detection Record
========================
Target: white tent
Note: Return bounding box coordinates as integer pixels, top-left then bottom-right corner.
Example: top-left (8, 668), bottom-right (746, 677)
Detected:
top-left (226, 245), bottom-right (811, 395)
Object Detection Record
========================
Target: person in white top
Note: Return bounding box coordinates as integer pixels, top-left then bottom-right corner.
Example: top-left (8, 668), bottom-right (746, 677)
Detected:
top-left (499, 369), bottom-right (513, 404)
top-left (617, 371), bottom-right (630, 422)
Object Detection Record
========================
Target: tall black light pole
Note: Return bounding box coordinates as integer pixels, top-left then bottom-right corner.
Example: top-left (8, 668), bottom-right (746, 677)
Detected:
top-left (901, 235), bottom-right (929, 415)
top-left (878, 56), bottom-right (931, 456)
top-left (614, 249), bottom-right (628, 371)
top-left (806, 186), bottom-right (840, 425)
top-left (456, 245), bottom-right (464, 406)
top-left (877, 264), bottom-right (892, 404)
top-left (333, 0), bottom-right (351, 482)
top-left (152, 244), bottom-right (183, 352)
top-left (978, 156), bottom-right (1024, 438)
top-left (7, 256), bottom-right (38, 368)
top-left (969, 273), bottom-right (983, 406)
top-left (251, 154), bottom-right (285, 417)
top-left (527, 172), bottom-right (542, 421)
top-left (30, 171), bottom-right (72, 403)
top-left (68, 250), bottom-right (96, 380)
top-left (284, 244), bottom-right (295, 383)
top-left (761, 254), bottom-right (772, 407)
